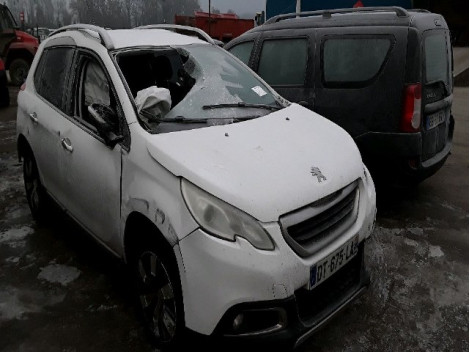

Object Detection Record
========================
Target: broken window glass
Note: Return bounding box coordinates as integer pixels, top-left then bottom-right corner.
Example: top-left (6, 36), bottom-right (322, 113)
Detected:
top-left (83, 61), bottom-right (111, 108)
top-left (116, 45), bottom-right (286, 133)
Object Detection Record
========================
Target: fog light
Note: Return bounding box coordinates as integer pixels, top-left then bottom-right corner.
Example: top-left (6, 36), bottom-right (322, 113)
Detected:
top-left (232, 313), bottom-right (244, 331)
top-left (225, 308), bottom-right (287, 336)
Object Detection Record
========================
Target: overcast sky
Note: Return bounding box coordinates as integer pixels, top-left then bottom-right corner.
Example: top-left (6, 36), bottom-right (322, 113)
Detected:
top-left (199, 0), bottom-right (266, 18)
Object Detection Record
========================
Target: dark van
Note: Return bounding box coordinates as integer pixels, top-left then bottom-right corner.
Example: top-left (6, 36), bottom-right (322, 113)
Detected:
top-left (225, 7), bottom-right (454, 185)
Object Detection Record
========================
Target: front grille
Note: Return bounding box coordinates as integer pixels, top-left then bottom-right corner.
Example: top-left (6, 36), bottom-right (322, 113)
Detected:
top-left (279, 181), bottom-right (359, 257)
top-left (295, 244), bottom-right (363, 324)
top-left (288, 190), bottom-right (356, 243)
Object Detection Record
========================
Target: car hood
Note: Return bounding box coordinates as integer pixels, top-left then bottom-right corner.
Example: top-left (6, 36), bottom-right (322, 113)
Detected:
top-left (146, 104), bottom-right (363, 222)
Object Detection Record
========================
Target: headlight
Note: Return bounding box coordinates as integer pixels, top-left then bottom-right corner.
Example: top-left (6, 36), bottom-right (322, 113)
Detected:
top-left (181, 179), bottom-right (275, 251)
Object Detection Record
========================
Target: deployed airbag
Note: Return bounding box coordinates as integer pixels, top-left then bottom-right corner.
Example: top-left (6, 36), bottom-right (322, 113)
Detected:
top-left (135, 86), bottom-right (172, 118)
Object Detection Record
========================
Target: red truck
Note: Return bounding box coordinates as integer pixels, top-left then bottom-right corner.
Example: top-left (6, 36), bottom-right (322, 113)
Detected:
top-left (175, 11), bottom-right (254, 43)
top-left (0, 4), bottom-right (39, 86)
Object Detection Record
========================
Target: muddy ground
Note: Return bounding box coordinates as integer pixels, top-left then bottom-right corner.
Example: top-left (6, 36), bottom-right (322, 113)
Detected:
top-left (0, 87), bottom-right (468, 352)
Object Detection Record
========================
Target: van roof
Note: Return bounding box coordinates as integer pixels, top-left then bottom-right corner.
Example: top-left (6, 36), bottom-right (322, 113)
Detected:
top-left (254, 7), bottom-right (447, 33)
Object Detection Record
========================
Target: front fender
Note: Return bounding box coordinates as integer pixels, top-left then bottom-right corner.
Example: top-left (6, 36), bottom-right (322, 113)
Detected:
top-left (121, 152), bottom-right (199, 255)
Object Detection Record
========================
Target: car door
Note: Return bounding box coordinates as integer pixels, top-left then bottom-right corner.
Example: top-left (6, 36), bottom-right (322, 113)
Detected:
top-left (58, 50), bottom-right (123, 249)
top-left (22, 45), bottom-right (75, 201)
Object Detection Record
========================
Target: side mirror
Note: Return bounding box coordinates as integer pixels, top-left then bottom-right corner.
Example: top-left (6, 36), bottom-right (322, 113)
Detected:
top-left (87, 104), bottom-right (124, 148)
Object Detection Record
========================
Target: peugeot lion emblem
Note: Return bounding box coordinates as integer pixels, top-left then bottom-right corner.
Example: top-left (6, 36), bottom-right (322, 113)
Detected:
top-left (311, 167), bottom-right (327, 183)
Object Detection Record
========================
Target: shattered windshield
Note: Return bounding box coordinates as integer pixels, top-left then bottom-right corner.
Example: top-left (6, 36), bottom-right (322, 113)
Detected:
top-left (116, 44), bottom-right (287, 133)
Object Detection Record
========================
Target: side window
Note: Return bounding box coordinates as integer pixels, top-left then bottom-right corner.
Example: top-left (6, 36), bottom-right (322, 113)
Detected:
top-left (77, 57), bottom-right (117, 132)
top-left (322, 38), bottom-right (391, 86)
top-left (257, 38), bottom-right (308, 86)
top-left (228, 41), bottom-right (254, 65)
top-left (36, 47), bottom-right (74, 111)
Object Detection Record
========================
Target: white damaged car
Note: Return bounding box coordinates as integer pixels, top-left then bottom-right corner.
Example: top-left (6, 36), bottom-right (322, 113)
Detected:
top-left (16, 24), bottom-right (376, 349)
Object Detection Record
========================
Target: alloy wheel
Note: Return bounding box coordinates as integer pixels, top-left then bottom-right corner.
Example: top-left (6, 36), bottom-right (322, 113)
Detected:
top-left (23, 155), bottom-right (40, 214)
top-left (137, 251), bottom-right (177, 342)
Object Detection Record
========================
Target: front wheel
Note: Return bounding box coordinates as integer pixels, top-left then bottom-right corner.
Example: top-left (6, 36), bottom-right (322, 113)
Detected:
top-left (133, 244), bottom-right (184, 350)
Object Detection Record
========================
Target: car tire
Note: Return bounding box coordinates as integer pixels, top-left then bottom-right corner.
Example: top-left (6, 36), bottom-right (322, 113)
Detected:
top-left (9, 58), bottom-right (30, 86)
top-left (23, 150), bottom-right (49, 222)
top-left (132, 240), bottom-right (185, 350)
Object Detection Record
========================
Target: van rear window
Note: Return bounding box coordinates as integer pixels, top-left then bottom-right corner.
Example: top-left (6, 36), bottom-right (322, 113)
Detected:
top-left (322, 38), bottom-right (391, 85)
top-left (425, 33), bottom-right (449, 85)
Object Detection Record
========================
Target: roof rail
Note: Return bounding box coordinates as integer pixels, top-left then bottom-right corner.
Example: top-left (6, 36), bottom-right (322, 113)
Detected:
top-left (265, 6), bottom-right (409, 25)
top-left (136, 24), bottom-right (216, 45)
top-left (49, 24), bottom-right (114, 50)
top-left (408, 8), bottom-right (431, 13)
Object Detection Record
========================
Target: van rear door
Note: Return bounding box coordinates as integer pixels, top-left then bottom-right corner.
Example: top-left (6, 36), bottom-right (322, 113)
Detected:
top-left (421, 29), bottom-right (453, 162)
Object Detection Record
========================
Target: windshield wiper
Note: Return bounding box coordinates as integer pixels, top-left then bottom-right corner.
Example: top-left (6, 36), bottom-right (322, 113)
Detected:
top-left (139, 108), bottom-right (261, 125)
top-left (158, 116), bottom-right (207, 124)
top-left (202, 102), bottom-right (282, 111)
top-left (160, 115), bottom-right (260, 123)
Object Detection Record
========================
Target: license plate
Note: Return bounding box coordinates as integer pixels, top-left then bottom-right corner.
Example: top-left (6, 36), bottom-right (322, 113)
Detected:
top-left (426, 110), bottom-right (446, 130)
top-left (309, 235), bottom-right (359, 290)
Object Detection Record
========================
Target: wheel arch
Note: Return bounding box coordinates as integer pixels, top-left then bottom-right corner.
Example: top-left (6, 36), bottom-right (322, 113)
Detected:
top-left (123, 211), bottom-right (177, 265)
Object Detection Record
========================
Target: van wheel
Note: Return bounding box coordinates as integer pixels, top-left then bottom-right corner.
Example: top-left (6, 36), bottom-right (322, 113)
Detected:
top-left (23, 151), bottom-right (48, 222)
top-left (132, 243), bottom-right (184, 350)
top-left (9, 58), bottom-right (30, 86)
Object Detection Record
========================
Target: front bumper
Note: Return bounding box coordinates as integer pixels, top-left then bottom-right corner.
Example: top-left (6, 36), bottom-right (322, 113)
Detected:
top-left (212, 243), bottom-right (370, 348)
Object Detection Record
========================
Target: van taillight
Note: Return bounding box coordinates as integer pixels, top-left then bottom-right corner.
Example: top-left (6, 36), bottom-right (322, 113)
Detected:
top-left (0, 60), bottom-right (4, 71)
top-left (401, 84), bottom-right (422, 132)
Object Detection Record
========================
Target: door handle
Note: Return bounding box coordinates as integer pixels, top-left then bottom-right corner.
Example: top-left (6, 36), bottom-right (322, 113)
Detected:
top-left (61, 138), bottom-right (73, 153)
top-left (29, 112), bottom-right (38, 124)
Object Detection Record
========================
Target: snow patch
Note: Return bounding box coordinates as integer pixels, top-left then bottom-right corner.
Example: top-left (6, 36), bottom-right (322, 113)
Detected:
top-left (96, 304), bottom-right (118, 312)
top-left (404, 238), bottom-right (420, 248)
top-left (5, 207), bottom-right (30, 220)
top-left (408, 227), bottom-right (424, 236)
top-left (0, 286), bottom-right (65, 321)
top-left (5, 256), bottom-right (20, 264)
top-left (429, 245), bottom-right (444, 258)
top-left (374, 226), bottom-right (402, 237)
top-left (37, 264), bottom-right (81, 286)
top-left (0, 226), bottom-right (34, 247)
